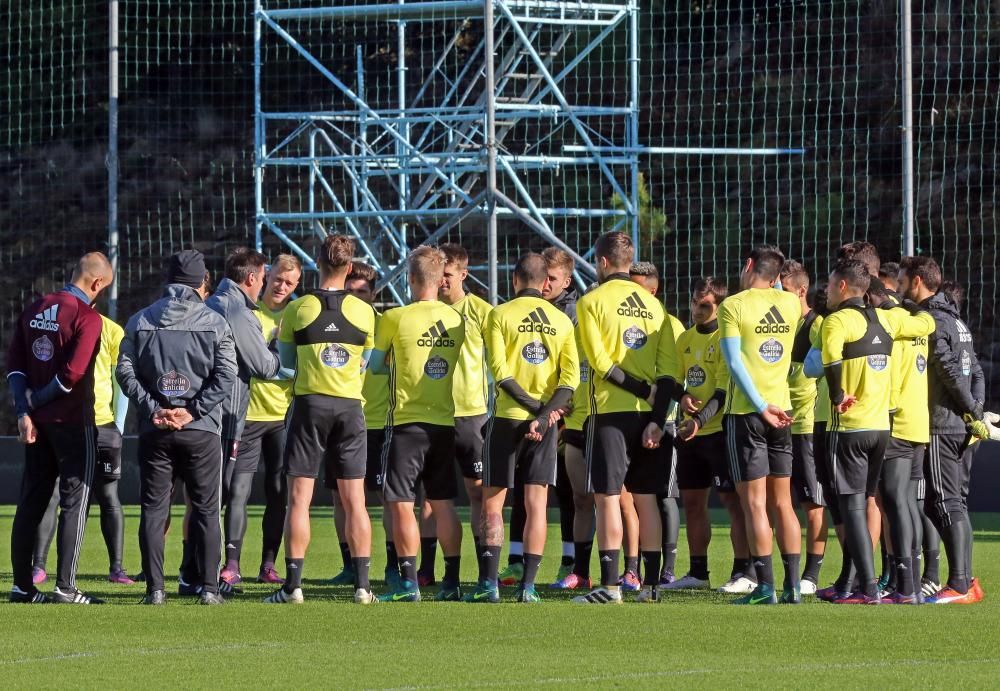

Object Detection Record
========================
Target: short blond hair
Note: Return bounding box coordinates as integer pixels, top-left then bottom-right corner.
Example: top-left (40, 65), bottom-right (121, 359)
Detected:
top-left (408, 245), bottom-right (447, 289)
top-left (542, 247), bottom-right (574, 275)
top-left (272, 253), bottom-right (302, 275)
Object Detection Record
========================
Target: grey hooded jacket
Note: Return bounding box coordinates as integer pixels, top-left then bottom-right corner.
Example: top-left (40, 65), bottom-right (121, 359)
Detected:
top-left (116, 284), bottom-right (238, 436)
top-left (923, 291), bottom-right (986, 435)
top-left (205, 277), bottom-right (282, 441)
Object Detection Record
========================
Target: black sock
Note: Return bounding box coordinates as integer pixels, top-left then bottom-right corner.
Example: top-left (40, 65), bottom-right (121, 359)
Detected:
top-left (641, 551), bottom-right (661, 586)
top-left (574, 541), bottom-right (593, 579)
top-left (352, 557), bottom-right (370, 591)
top-left (385, 542), bottom-right (398, 574)
top-left (744, 558), bottom-right (757, 582)
top-left (835, 543), bottom-right (856, 592)
top-left (662, 543), bottom-right (678, 574)
top-left (509, 552), bottom-right (524, 566)
top-left (484, 545), bottom-right (501, 584)
top-left (284, 558), bottom-right (304, 592)
top-left (180, 539), bottom-right (193, 581)
top-left (923, 549), bottom-right (940, 583)
top-left (781, 553), bottom-right (800, 592)
top-left (561, 554), bottom-right (574, 567)
top-left (752, 554), bottom-right (774, 588)
top-left (689, 555), bottom-right (709, 580)
top-left (625, 555), bottom-right (639, 575)
top-left (443, 555), bottom-right (461, 589)
top-left (522, 554), bottom-right (542, 588)
top-left (732, 557), bottom-right (751, 580)
top-left (895, 555), bottom-right (915, 596)
top-left (419, 537), bottom-right (437, 575)
top-left (473, 536), bottom-right (482, 560)
top-left (398, 556), bottom-right (417, 585)
top-left (885, 555), bottom-right (898, 591)
top-left (802, 552), bottom-right (824, 583)
top-left (862, 578), bottom-right (879, 598)
top-left (225, 539), bottom-right (242, 566)
top-left (339, 542), bottom-right (352, 570)
top-left (599, 549), bottom-right (619, 587)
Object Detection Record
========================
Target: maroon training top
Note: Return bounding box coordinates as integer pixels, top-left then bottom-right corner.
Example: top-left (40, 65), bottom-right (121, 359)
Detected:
top-left (5, 289), bottom-right (103, 425)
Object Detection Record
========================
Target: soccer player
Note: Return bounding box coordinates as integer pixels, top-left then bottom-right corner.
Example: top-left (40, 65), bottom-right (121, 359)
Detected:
top-left (464, 253), bottom-right (578, 602)
top-left (670, 277), bottom-right (756, 593)
top-left (207, 248), bottom-right (285, 594)
top-left (369, 246), bottom-right (466, 602)
top-left (264, 235), bottom-right (376, 604)
top-left (231, 254), bottom-right (302, 585)
top-left (898, 257), bottom-right (987, 604)
top-left (816, 259), bottom-right (935, 604)
top-left (117, 249), bottom-right (238, 605)
top-left (717, 245), bottom-right (801, 605)
top-left (572, 231), bottom-right (680, 604)
top-left (779, 260), bottom-right (827, 595)
top-left (7, 252), bottom-right (114, 604)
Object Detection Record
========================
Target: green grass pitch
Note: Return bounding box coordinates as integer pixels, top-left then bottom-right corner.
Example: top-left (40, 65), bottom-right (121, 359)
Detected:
top-left (2, 506), bottom-right (999, 688)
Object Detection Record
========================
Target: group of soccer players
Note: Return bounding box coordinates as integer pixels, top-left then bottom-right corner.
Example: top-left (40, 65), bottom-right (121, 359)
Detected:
top-left (6, 230), bottom-right (995, 605)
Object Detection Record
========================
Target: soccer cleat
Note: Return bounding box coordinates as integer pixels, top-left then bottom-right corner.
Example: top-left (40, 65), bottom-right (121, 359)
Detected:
top-left (551, 572), bottom-right (591, 590)
top-left (661, 573), bottom-right (710, 590)
top-left (551, 563), bottom-right (573, 586)
top-left (731, 583), bottom-right (777, 605)
top-left (498, 563), bottom-right (523, 587)
top-left (434, 585), bottom-right (463, 602)
top-left (353, 588), bottom-right (379, 605)
top-left (32, 567), bottom-right (49, 586)
top-left (926, 587), bottom-right (976, 605)
top-left (619, 570), bottom-right (641, 592)
top-left (134, 571), bottom-right (146, 583)
top-left (799, 578), bottom-right (817, 596)
top-left (515, 584), bottom-right (542, 603)
top-left (883, 591), bottom-right (917, 605)
top-left (10, 586), bottom-right (50, 604)
top-left (141, 590), bottom-right (167, 605)
top-left (462, 580), bottom-right (500, 604)
top-left (218, 571), bottom-right (243, 596)
top-left (256, 565), bottom-right (285, 585)
top-left (199, 592), bottom-right (226, 606)
top-left (328, 568), bottom-right (355, 586)
top-left (829, 591), bottom-right (881, 605)
top-left (779, 586), bottom-right (802, 604)
top-left (417, 571), bottom-right (437, 588)
top-left (636, 586), bottom-right (660, 603)
top-left (263, 587), bottom-right (304, 604)
top-left (51, 587), bottom-right (104, 605)
top-left (876, 572), bottom-right (890, 594)
top-left (108, 568), bottom-right (136, 585)
top-left (718, 575), bottom-right (756, 594)
top-left (815, 585), bottom-right (850, 602)
top-left (920, 578), bottom-right (941, 598)
top-left (572, 587), bottom-right (623, 605)
top-left (970, 578), bottom-right (985, 602)
top-left (384, 568), bottom-right (402, 592)
top-left (378, 579), bottom-right (421, 603)
top-left (177, 577), bottom-right (203, 597)
top-left (658, 569), bottom-right (676, 587)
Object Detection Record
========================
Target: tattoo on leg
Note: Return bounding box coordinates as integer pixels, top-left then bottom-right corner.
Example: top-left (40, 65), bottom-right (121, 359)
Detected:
top-left (484, 512), bottom-right (504, 546)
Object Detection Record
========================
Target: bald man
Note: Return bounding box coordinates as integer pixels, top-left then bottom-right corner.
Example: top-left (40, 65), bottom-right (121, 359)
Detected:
top-left (6, 252), bottom-right (114, 604)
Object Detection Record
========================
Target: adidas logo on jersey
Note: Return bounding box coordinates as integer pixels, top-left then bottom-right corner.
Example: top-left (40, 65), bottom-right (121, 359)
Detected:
top-left (956, 319), bottom-right (973, 343)
top-left (324, 322), bottom-right (340, 332)
top-left (417, 320), bottom-right (455, 347)
top-left (518, 307), bottom-right (557, 335)
top-left (871, 335), bottom-right (882, 344)
top-left (617, 292), bottom-right (655, 319)
top-left (29, 305), bottom-right (60, 332)
top-left (754, 305), bottom-right (790, 334)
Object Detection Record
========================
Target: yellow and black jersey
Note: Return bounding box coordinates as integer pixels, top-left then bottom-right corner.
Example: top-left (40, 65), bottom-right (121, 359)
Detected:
top-left (248, 301), bottom-right (293, 422)
top-left (809, 315), bottom-right (830, 425)
top-left (278, 290), bottom-right (375, 400)
top-left (94, 315), bottom-right (125, 426)
top-left (675, 322), bottom-right (723, 436)
top-left (718, 288), bottom-right (801, 415)
top-left (788, 310), bottom-right (820, 434)
top-left (888, 306), bottom-right (930, 443)
top-left (576, 274), bottom-right (680, 415)
top-left (564, 327), bottom-right (590, 432)
top-left (821, 299), bottom-right (935, 432)
top-left (450, 292), bottom-right (492, 417)
top-left (374, 300), bottom-right (465, 427)
top-left (362, 311), bottom-right (390, 429)
top-left (485, 292), bottom-right (578, 421)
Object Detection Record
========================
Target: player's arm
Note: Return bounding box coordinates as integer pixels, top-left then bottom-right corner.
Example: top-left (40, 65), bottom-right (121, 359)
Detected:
top-left (115, 318), bottom-right (163, 422)
top-left (578, 298), bottom-right (651, 400)
top-left (109, 328), bottom-right (129, 433)
top-left (276, 302), bottom-right (299, 373)
top-left (368, 307), bottom-right (400, 376)
top-left (650, 316), bottom-right (683, 425)
top-left (485, 310), bottom-right (542, 413)
top-left (187, 326), bottom-right (239, 420)
top-left (885, 307), bottom-right (935, 340)
top-left (233, 309), bottom-right (283, 380)
top-left (5, 317), bottom-right (32, 417)
top-left (929, 321), bottom-right (982, 419)
top-left (819, 313), bottom-right (851, 408)
top-left (717, 301), bottom-right (768, 412)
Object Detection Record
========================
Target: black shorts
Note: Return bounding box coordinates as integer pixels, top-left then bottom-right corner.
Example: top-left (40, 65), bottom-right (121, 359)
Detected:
top-left (383, 422), bottom-right (457, 502)
top-left (676, 432), bottom-right (734, 493)
top-left (827, 429), bottom-right (889, 496)
top-left (235, 420), bottom-right (285, 474)
top-left (483, 417), bottom-right (558, 489)
top-left (96, 423), bottom-right (123, 480)
top-left (283, 395), bottom-right (366, 481)
top-left (884, 436), bottom-right (925, 483)
top-left (455, 414), bottom-right (486, 480)
top-left (723, 413), bottom-right (793, 483)
top-left (791, 433), bottom-right (825, 506)
top-left (562, 428), bottom-right (585, 449)
top-left (924, 433), bottom-right (975, 525)
top-left (365, 429), bottom-right (387, 493)
top-left (585, 412), bottom-right (667, 496)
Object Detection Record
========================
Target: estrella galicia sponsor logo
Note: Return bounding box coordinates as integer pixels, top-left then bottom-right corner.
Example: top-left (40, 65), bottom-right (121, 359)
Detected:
top-left (424, 355), bottom-right (450, 380)
top-left (521, 341), bottom-right (549, 364)
top-left (961, 349), bottom-right (972, 376)
top-left (157, 370), bottom-right (191, 397)
top-left (579, 361), bottom-right (590, 383)
top-left (867, 353), bottom-right (888, 371)
top-left (956, 319), bottom-right (973, 343)
top-left (519, 308), bottom-right (557, 335)
top-left (418, 320), bottom-right (455, 348)
top-left (617, 292), bottom-right (655, 320)
top-left (686, 365), bottom-right (707, 387)
top-left (320, 344), bottom-right (350, 368)
top-left (31, 335), bottom-right (54, 361)
top-left (29, 305), bottom-right (60, 332)
top-left (755, 306), bottom-right (790, 334)
top-left (916, 353), bottom-right (927, 373)
top-left (623, 325), bottom-right (647, 350)
top-left (758, 338), bottom-right (783, 363)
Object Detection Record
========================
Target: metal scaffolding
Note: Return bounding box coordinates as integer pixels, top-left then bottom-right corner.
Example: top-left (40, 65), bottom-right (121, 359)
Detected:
top-left (253, 0), bottom-right (639, 303)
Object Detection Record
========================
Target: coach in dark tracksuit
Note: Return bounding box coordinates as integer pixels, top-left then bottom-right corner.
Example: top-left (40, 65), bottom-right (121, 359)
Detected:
top-left (116, 250), bottom-right (238, 605)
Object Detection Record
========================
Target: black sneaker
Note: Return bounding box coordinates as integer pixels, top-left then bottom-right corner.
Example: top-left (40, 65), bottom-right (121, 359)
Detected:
top-left (141, 590), bottom-right (167, 605)
top-left (199, 592), bottom-right (226, 606)
top-left (9, 586), bottom-right (50, 604)
top-left (51, 587), bottom-right (104, 604)
top-left (178, 577), bottom-right (203, 597)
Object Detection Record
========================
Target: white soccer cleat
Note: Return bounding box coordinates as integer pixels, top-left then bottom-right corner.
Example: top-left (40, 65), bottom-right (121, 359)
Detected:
top-left (572, 587), bottom-right (623, 604)
top-left (661, 573), bottom-right (711, 590)
top-left (636, 586), bottom-right (660, 603)
top-left (920, 578), bottom-right (942, 598)
top-left (799, 579), bottom-right (818, 596)
top-left (353, 588), bottom-right (378, 605)
top-left (718, 575), bottom-right (757, 594)
top-left (263, 587), bottom-right (304, 604)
